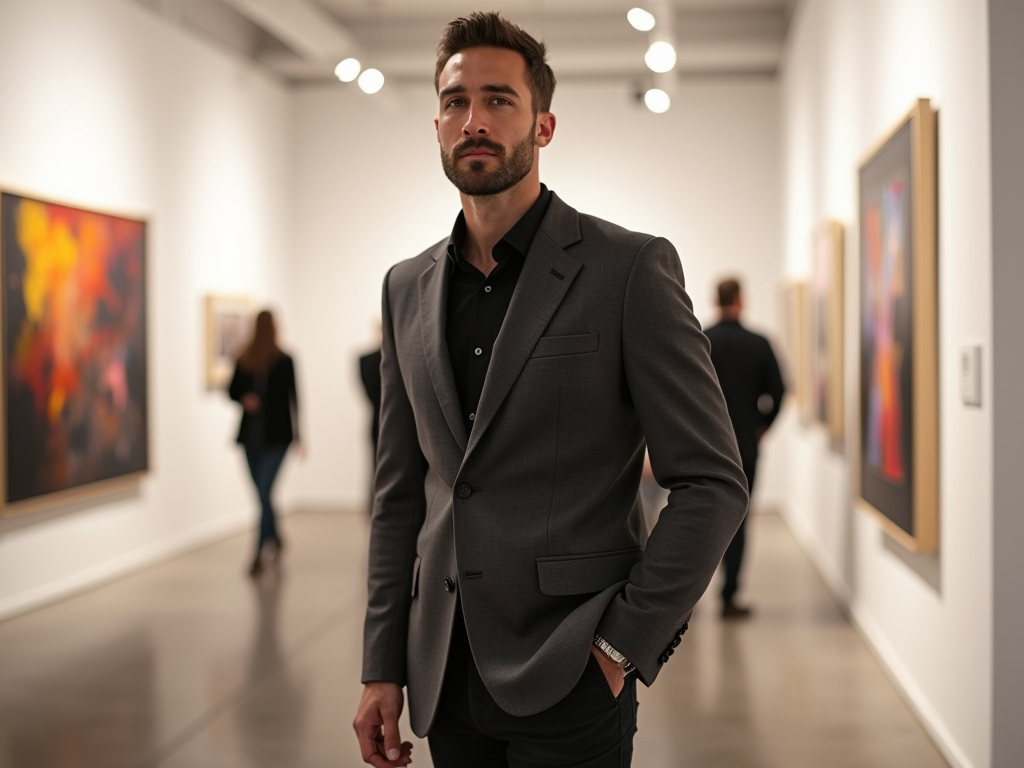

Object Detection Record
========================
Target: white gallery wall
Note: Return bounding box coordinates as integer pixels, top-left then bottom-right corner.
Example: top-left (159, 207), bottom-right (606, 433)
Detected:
top-left (778, 2), bottom-right (992, 767)
top-left (0, 0), bottom-right (294, 618)
top-left (286, 78), bottom-right (785, 515)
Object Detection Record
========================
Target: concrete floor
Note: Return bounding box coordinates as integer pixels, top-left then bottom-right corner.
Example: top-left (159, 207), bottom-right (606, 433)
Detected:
top-left (0, 511), bottom-right (949, 768)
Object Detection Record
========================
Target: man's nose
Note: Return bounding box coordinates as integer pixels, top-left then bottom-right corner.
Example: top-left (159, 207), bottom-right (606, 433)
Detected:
top-left (463, 108), bottom-right (489, 136)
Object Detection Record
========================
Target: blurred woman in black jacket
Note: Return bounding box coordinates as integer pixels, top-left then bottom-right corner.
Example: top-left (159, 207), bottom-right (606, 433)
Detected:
top-left (229, 310), bottom-right (300, 576)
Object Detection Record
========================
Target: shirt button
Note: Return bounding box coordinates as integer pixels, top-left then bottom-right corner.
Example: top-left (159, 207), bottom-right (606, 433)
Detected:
top-left (469, 413), bottom-right (475, 421)
top-left (474, 347), bottom-right (482, 356)
top-left (444, 577), bottom-right (454, 593)
top-left (484, 286), bottom-right (492, 293)
top-left (456, 483), bottom-right (472, 499)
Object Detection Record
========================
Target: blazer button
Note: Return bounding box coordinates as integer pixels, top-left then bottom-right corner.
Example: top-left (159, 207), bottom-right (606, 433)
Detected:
top-left (444, 577), bottom-right (454, 593)
top-left (455, 483), bottom-right (472, 499)
top-left (671, 637), bottom-right (681, 648)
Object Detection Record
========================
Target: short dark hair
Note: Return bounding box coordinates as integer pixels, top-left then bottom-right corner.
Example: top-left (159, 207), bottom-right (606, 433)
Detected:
top-left (435, 11), bottom-right (556, 114)
top-left (717, 278), bottom-right (742, 308)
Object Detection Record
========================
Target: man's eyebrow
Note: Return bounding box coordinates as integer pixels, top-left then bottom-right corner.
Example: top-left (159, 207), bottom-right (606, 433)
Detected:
top-left (438, 83), bottom-right (521, 99)
top-left (482, 84), bottom-right (520, 98)
top-left (438, 84), bottom-right (467, 99)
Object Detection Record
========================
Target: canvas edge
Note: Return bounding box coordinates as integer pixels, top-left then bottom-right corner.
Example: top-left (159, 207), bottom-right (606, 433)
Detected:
top-left (910, 98), bottom-right (940, 554)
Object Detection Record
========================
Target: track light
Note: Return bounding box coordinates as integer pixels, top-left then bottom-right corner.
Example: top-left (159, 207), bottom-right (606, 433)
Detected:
top-left (644, 88), bottom-right (671, 114)
top-left (358, 68), bottom-right (385, 94)
top-left (627, 7), bottom-right (656, 31)
top-left (335, 58), bottom-right (361, 83)
top-left (645, 41), bottom-right (677, 73)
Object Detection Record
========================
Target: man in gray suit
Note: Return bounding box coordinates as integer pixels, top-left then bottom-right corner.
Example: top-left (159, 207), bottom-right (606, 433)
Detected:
top-left (353, 12), bottom-right (748, 768)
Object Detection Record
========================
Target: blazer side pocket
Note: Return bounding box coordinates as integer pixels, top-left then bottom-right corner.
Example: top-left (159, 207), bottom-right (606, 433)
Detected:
top-left (410, 556), bottom-right (421, 598)
top-left (536, 547), bottom-right (642, 596)
top-left (530, 332), bottom-right (599, 359)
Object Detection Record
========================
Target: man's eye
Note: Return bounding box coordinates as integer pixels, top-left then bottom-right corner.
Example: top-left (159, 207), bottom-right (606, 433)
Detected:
top-left (493, 98), bottom-right (511, 106)
top-left (447, 98), bottom-right (466, 108)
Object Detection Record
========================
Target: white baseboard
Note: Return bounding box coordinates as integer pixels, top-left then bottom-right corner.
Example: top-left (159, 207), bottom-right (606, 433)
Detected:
top-left (0, 510), bottom-right (251, 622)
top-left (778, 511), bottom-right (974, 768)
top-left (851, 603), bottom-right (976, 768)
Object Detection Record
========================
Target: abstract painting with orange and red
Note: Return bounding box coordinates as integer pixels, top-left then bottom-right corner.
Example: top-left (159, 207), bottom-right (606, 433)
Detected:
top-left (858, 118), bottom-right (916, 536)
top-left (1, 192), bottom-right (147, 506)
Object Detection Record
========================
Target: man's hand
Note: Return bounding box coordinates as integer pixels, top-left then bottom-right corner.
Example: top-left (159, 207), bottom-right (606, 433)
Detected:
top-left (590, 646), bottom-right (625, 698)
top-left (353, 682), bottom-right (414, 767)
top-left (241, 393), bottom-right (261, 413)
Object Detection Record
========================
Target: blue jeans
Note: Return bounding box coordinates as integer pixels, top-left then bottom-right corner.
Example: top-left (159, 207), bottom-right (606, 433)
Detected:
top-left (245, 444), bottom-right (288, 555)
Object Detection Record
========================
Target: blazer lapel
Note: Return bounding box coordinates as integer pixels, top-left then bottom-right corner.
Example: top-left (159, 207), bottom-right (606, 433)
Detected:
top-left (419, 244), bottom-right (468, 453)
top-left (465, 194), bottom-right (583, 458)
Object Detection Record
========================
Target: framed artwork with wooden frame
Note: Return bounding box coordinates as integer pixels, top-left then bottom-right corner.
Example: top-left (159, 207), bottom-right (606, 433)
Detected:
top-left (205, 294), bottom-right (253, 389)
top-left (779, 281), bottom-right (809, 417)
top-left (809, 220), bottom-right (845, 442)
top-left (856, 99), bottom-right (939, 553)
top-left (0, 190), bottom-right (148, 515)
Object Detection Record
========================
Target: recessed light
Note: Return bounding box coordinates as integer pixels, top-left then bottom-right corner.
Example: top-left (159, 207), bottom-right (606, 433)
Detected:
top-left (358, 68), bottom-right (385, 94)
top-left (644, 88), bottom-right (671, 113)
top-left (645, 41), bottom-right (677, 73)
top-left (627, 8), bottom-right (656, 32)
top-left (335, 58), bottom-right (361, 82)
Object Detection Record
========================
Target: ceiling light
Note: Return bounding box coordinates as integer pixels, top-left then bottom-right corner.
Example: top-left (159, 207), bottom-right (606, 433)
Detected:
top-left (644, 88), bottom-right (671, 114)
top-left (627, 8), bottom-right (656, 32)
top-left (645, 41), bottom-right (677, 73)
top-left (335, 58), bottom-right (361, 83)
top-left (358, 68), bottom-right (385, 94)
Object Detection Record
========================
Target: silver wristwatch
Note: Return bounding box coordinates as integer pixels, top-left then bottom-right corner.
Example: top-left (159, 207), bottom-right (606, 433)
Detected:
top-left (593, 633), bottom-right (635, 674)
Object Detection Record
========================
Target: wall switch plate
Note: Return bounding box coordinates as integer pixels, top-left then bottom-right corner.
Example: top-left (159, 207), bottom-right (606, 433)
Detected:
top-left (960, 344), bottom-right (983, 407)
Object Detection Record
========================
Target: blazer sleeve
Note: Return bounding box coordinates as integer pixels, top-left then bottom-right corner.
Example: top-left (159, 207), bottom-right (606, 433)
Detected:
top-left (285, 355), bottom-right (300, 442)
top-left (759, 338), bottom-right (786, 430)
top-left (596, 236), bottom-right (749, 686)
top-left (228, 363), bottom-right (247, 402)
top-left (361, 267), bottom-right (429, 685)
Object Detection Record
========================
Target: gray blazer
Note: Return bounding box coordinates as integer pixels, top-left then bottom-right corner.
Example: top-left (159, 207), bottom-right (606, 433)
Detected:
top-left (362, 193), bottom-right (748, 737)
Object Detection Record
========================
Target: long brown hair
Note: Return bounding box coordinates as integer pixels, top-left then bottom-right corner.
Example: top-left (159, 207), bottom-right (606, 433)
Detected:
top-left (237, 310), bottom-right (282, 374)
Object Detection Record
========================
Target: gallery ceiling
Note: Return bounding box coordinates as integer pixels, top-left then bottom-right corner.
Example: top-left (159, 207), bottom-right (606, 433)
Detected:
top-left (133, 0), bottom-right (794, 86)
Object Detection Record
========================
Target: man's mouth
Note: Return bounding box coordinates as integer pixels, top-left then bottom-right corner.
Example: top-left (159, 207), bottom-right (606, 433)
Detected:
top-left (460, 149), bottom-right (497, 160)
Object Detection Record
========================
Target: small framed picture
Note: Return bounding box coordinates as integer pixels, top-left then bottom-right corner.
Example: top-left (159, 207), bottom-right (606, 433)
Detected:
top-left (205, 295), bottom-right (253, 389)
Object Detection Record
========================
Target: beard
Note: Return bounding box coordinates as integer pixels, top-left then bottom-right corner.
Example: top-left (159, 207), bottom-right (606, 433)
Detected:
top-left (440, 127), bottom-right (535, 197)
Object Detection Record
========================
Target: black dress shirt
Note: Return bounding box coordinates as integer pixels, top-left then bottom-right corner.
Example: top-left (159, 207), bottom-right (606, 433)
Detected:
top-left (446, 185), bottom-right (552, 434)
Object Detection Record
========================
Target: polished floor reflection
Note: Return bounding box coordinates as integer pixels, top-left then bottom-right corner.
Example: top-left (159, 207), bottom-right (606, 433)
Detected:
top-left (0, 512), bottom-right (948, 767)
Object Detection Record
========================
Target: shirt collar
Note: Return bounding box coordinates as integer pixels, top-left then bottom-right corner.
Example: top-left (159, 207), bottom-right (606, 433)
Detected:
top-left (447, 184), bottom-right (552, 265)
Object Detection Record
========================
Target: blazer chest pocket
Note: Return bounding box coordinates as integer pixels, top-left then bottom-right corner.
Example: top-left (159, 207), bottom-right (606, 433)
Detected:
top-left (536, 547), bottom-right (642, 596)
top-left (530, 332), bottom-right (599, 359)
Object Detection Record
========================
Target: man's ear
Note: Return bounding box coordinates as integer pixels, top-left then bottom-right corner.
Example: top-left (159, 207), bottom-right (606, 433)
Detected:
top-left (535, 112), bottom-right (556, 148)
top-left (434, 117), bottom-right (440, 142)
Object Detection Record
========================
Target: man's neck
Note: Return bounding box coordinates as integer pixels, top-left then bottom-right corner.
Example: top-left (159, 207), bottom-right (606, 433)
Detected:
top-left (718, 309), bottom-right (742, 323)
top-left (459, 176), bottom-right (541, 276)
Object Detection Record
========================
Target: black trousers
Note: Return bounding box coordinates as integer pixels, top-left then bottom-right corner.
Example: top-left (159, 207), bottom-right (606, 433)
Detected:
top-left (721, 459), bottom-right (757, 603)
top-left (428, 605), bottom-right (638, 768)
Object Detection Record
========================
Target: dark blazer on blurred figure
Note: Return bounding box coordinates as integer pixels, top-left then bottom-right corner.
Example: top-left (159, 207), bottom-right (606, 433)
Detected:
top-left (703, 320), bottom-right (785, 473)
top-left (229, 355), bottom-right (299, 447)
top-left (359, 349), bottom-right (383, 457)
top-left (363, 193), bottom-right (749, 737)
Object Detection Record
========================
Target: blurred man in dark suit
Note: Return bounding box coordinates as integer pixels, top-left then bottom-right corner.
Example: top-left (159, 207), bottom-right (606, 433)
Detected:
top-left (359, 347), bottom-right (382, 461)
top-left (705, 278), bottom-right (786, 618)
